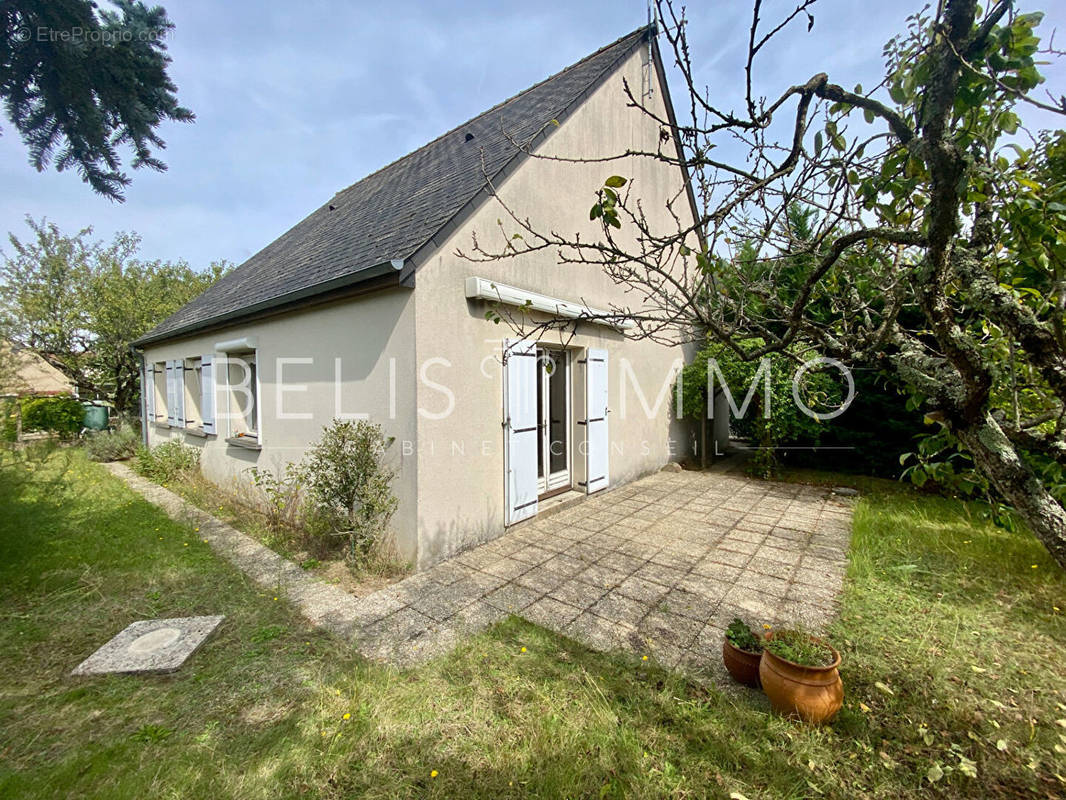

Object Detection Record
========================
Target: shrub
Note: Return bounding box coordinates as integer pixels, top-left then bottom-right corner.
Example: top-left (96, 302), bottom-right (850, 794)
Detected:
top-left (84, 424), bottom-right (140, 462)
top-left (134, 440), bottom-right (200, 483)
top-left (302, 420), bottom-right (398, 562)
top-left (19, 396), bottom-right (84, 439)
top-left (677, 339), bottom-right (836, 476)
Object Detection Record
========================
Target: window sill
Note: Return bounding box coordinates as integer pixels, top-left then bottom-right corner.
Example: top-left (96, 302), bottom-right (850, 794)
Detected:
top-left (226, 436), bottom-right (262, 451)
top-left (151, 421), bottom-right (172, 430)
top-left (184, 427), bottom-right (214, 439)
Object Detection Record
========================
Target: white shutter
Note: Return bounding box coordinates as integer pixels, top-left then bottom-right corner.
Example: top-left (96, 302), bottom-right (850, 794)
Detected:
top-left (165, 361), bottom-right (176, 426)
top-left (144, 365), bottom-right (155, 425)
top-left (201, 355), bottom-right (215, 434)
top-left (584, 348), bottom-right (609, 494)
top-left (175, 360), bottom-right (186, 427)
top-left (504, 338), bottom-right (538, 525)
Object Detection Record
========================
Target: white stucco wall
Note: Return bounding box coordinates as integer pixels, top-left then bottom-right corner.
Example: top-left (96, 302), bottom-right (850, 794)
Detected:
top-left (141, 288), bottom-right (420, 560)
top-left (410, 46), bottom-right (699, 567)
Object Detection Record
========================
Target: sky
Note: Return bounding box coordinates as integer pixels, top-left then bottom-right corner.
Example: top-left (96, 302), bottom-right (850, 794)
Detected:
top-left (2, 0), bottom-right (1064, 270)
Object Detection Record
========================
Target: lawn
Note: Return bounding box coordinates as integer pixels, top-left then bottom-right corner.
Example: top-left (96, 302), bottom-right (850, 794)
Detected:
top-left (0, 447), bottom-right (1063, 799)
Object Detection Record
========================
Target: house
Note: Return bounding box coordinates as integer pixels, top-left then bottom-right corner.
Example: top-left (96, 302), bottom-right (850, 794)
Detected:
top-left (0, 341), bottom-right (76, 399)
top-left (1, 340), bottom-right (78, 442)
top-left (134, 25), bottom-right (714, 569)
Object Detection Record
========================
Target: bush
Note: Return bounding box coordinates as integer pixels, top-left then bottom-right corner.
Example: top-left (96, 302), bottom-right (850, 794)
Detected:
top-left (677, 339), bottom-right (836, 477)
top-left (5, 396), bottom-right (85, 440)
top-left (134, 440), bottom-right (200, 483)
top-left (84, 424), bottom-right (140, 462)
top-left (302, 420), bottom-right (398, 562)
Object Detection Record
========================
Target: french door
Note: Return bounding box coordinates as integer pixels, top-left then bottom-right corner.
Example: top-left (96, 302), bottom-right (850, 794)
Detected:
top-left (535, 348), bottom-right (571, 498)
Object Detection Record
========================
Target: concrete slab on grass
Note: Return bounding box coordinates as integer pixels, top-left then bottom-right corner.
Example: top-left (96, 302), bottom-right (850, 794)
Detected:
top-left (71, 616), bottom-right (224, 676)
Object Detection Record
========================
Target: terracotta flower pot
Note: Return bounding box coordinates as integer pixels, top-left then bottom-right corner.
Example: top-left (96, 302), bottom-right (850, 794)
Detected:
top-left (722, 638), bottom-right (762, 688)
top-left (759, 634), bottom-right (843, 724)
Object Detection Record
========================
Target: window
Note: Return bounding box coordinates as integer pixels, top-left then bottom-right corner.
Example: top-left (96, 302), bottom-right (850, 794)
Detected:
top-left (213, 336), bottom-right (260, 448)
top-left (226, 351), bottom-right (259, 441)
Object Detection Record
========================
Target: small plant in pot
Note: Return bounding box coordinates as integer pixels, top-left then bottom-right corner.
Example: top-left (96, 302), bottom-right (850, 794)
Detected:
top-left (722, 618), bottom-right (764, 688)
top-left (759, 627), bottom-right (843, 724)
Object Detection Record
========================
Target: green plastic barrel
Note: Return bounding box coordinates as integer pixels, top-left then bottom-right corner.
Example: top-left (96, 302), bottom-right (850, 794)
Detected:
top-left (82, 403), bottom-right (109, 431)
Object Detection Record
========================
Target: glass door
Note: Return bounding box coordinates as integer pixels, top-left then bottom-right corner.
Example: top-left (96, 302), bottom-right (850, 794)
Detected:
top-left (535, 348), bottom-right (571, 497)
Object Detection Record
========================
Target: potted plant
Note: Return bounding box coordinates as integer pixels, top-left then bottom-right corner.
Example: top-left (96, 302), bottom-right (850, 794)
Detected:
top-left (759, 628), bottom-right (843, 724)
top-left (722, 618), bottom-right (764, 687)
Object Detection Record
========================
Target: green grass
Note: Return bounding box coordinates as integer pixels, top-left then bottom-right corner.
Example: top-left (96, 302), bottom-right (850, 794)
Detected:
top-left (0, 448), bottom-right (1063, 799)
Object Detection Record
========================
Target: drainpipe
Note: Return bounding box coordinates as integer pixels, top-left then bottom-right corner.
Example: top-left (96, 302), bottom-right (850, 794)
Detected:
top-left (130, 344), bottom-right (148, 447)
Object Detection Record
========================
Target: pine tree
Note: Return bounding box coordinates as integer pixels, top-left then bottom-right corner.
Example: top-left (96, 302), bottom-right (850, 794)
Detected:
top-left (0, 0), bottom-right (193, 201)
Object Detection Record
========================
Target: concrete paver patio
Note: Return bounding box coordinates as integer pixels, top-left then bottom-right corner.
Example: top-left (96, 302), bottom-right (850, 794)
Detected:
top-left (108, 461), bottom-right (852, 684)
top-left (348, 465), bottom-right (853, 680)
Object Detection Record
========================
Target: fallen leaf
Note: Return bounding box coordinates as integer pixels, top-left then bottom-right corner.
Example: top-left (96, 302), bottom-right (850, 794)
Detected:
top-left (996, 739), bottom-right (1008, 751)
top-left (875, 681), bottom-right (895, 696)
top-left (927, 763), bottom-right (944, 783)
top-left (958, 755), bottom-right (978, 778)
top-left (859, 702), bottom-right (872, 713)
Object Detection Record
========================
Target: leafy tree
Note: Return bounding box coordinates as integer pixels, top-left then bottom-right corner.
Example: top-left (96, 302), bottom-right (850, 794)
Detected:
top-left (462, 1), bottom-right (1066, 568)
top-left (677, 338), bottom-right (837, 477)
top-left (0, 0), bottom-right (192, 200)
top-left (0, 217), bottom-right (229, 412)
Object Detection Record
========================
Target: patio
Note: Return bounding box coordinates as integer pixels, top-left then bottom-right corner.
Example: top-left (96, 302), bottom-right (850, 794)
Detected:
top-left (348, 463), bottom-right (853, 680)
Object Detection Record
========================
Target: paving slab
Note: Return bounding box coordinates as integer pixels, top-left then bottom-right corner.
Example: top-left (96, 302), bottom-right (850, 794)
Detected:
top-left (72, 616), bottom-right (224, 676)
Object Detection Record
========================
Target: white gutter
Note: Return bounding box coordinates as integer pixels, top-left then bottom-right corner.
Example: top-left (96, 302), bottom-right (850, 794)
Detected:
top-left (464, 276), bottom-right (636, 330)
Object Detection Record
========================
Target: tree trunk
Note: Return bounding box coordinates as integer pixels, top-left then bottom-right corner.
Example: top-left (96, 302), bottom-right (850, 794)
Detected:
top-left (955, 413), bottom-right (1066, 569)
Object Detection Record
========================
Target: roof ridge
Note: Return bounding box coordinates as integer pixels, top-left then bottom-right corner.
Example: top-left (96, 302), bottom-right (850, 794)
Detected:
top-left (332, 25), bottom-right (651, 200)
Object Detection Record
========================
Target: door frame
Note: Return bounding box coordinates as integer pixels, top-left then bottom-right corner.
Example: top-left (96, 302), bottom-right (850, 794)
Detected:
top-left (536, 346), bottom-right (573, 500)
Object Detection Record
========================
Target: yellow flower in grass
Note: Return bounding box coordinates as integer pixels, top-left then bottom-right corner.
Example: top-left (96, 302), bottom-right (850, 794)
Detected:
top-left (642, 655), bottom-right (648, 661)
top-left (762, 624), bottom-right (772, 630)
top-left (520, 646), bottom-right (527, 653)
top-left (342, 713), bottom-right (351, 720)
top-left (430, 770), bottom-right (439, 779)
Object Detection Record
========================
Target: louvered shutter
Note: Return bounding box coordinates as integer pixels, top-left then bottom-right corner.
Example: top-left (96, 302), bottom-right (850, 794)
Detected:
top-left (174, 360), bottom-right (185, 427)
top-left (165, 361), bottom-right (176, 426)
top-left (201, 355), bottom-right (215, 434)
top-left (504, 338), bottom-right (538, 525)
top-left (584, 348), bottom-right (609, 494)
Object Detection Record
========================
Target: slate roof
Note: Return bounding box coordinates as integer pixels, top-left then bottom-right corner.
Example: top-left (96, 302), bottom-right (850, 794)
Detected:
top-left (138, 26), bottom-right (652, 345)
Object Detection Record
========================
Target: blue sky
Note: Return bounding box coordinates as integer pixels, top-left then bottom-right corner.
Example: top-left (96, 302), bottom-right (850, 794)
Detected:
top-left (1, 0), bottom-right (1063, 269)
